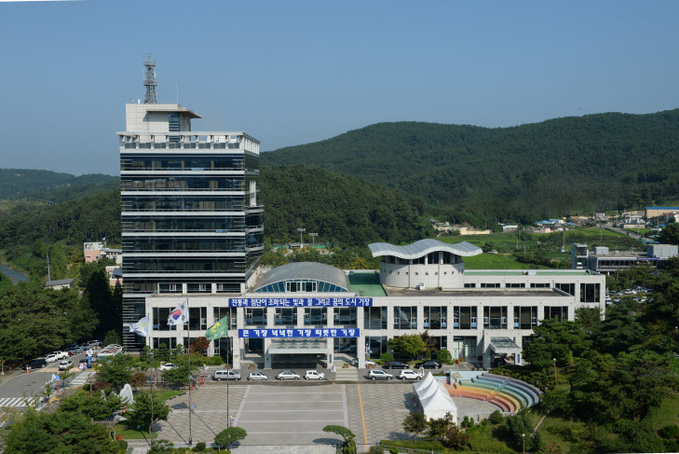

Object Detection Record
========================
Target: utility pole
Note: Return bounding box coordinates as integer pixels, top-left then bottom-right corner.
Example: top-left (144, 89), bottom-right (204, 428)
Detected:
top-left (297, 228), bottom-right (306, 247)
top-left (46, 254), bottom-right (51, 282)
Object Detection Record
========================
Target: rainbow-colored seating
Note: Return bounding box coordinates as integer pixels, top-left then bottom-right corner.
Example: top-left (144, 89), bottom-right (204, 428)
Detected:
top-left (446, 372), bottom-right (542, 413)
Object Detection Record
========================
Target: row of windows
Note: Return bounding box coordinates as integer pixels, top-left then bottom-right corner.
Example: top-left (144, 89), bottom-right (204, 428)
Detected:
top-left (122, 196), bottom-right (244, 212)
top-left (121, 156), bottom-right (247, 172)
top-left (122, 215), bottom-right (257, 232)
top-left (123, 258), bottom-right (246, 273)
top-left (381, 251), bottom-right (461, 266)
top-left (124, 238), bottom-right (247, 253)
top-left (461, 281), bottom-right (598, 301)
top-left (255, 280), bottom-right (347, 293)
top-left (121, 177), bottom-right (246, 191)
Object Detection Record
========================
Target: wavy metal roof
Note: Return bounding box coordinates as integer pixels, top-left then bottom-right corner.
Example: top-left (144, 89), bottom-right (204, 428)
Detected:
top-left (254, 262), bottom-right (349, 291)
top-left (368, 239), bottom-right (482, 260)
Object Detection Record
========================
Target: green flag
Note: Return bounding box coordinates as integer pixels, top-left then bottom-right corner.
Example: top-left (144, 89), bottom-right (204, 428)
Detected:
top-left (205, 315), bottom-right (229, 341)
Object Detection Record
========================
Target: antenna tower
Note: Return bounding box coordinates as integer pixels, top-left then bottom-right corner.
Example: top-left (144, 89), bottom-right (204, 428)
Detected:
top-left (143, 54), bottom-right (157, 104)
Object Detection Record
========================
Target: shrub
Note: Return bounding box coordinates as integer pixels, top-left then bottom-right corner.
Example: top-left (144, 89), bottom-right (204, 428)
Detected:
top-left (215, 427), bottom-right (247, 449)
top-left (659, 425), bottom-right (679, 440)
top-left (368, 446), bottom-right (384, 454)
top-left (436, 349), bottom-right (453, 364)
top-left (489, 410), bottom-right (504, 424)
top-left (380, 353), bottom-right (394, 362)
top-left (192, 441), bottom-right (206, 451)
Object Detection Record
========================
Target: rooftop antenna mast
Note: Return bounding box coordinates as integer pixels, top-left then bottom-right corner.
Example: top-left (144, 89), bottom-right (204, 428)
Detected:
top-left (143, 53), bottom-right (157, 104)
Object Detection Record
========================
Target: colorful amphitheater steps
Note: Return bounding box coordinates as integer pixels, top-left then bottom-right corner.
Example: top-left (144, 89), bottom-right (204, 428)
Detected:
top-left (446, 372), bottom-right (542, 412)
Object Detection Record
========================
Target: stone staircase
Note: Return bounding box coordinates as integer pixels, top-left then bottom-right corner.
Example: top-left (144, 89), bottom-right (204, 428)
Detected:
top-left (333, 366), bottom-right (358, 382)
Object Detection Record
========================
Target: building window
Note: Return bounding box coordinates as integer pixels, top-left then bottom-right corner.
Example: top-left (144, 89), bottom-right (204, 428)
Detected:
top-left (506, 283), bottom-right (525, 288)
top-left (580, 283), bottom-right (600, 303)
top-left (158, 283), bottom-right (182, 294)
top-left (364, 307), bottom-right (387, 330)
top-left (152, 307), bottom-right (176, 331)
top-left (213, 307), bottom-right (238, 328)
top-left (483, 306), bottom-right (507, 329)
top-left (189, 307), bottom-right (207, 331)
top-left (275, 308), bottom-right (296, 326)
top-left (544, 306), bottom-right (568, 321)
top-left (464, 283), bottom-right (476, 288)
top-left (555, 283), bottom-right (575, 296)
top-left (423, 307), bottom-right (447, 329)
top-left (304, 308), bottom-right (327, 326)
top-left (153, 337), bottom-right (178, 349)
top-left (245, 308), bottom-right (266, 326)
top-left (187, 283), bottom-right (212, 294)
top-left (285, 280), bottom-right (317, 292)
top-left (366, 336), bottom-right (387, 358)
top-left (530, 283), bottom-right (550, 288)
top-left (394, 306), bottom-right (417, 329)
top-left (480, 283), bottom-right (501, 288)
top-left (333, 308), bottom-right (357, 326)
top-left (453, 306), bottom-right (477, 329)
top-left (513, 306), bottom-right (538, 329)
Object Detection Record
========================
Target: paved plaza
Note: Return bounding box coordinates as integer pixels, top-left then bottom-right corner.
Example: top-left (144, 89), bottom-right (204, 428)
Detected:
top-left (153, 380), bottom-right (500, 451)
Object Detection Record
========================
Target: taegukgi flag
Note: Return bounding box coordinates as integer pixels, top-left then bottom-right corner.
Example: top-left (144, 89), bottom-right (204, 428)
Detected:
top-left (167, 300), bottom-right (189, 326)
top-left (205, 315), bottom-right (229, 341)
top-left (128, 316), bottom-right (150, 337)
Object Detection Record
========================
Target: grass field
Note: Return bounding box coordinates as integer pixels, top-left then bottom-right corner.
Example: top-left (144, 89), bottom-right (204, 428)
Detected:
top-left (462, 253), bottom-right (551, 270)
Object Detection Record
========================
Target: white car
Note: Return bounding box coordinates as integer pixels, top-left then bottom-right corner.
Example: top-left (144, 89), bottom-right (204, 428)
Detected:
top-left (276, 371), bottom-right (301, 380)
top-left (304, 370), bottom-right (325, 380)
top-left (50, 351), bottom-right (68, 360)
top-left (368, 369), bottom-right (394, 381)
top-left (398, 370), bottom-right (422, 380)
top-left (45, 354), bottom-right (60, 363)
top-left (159, 363), bottom-right (178, 371)
top-left (247, 371), bottom-right (268, 381)
top-left (58, 360), bottom-right (74, 371)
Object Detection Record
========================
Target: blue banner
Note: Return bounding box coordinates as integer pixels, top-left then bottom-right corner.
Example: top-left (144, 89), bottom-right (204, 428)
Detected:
top-left (229, 297), bottom-right (372, 308)
top-left (239, 328), bottom-right (360, 338)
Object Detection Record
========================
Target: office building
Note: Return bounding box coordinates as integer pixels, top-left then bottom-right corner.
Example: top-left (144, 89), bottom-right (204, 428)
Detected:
top-left (118, 102), bottom-right (262, 351)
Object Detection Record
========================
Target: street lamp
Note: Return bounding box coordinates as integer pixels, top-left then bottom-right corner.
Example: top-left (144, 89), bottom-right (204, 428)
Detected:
top-left (309, 232), bottom-right (318, 248)
top-left (553, 358), bottom-right (558, 384)
top-left (522, 433), bottom-right (525, 454)
top-left (297, 227), bottom-right (306, 247)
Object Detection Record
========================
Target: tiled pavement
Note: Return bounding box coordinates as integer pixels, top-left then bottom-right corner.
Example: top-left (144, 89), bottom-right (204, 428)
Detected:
top-left (148, 379), bottom-right (500, 452)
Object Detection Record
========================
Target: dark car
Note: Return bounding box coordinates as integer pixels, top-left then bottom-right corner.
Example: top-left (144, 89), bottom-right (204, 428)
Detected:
top-left (79, 358), bottom-right (92, 368)
top-left (415, 360), bottom-right (441, 369)
top-left (384, 361), bottom-right (409, 369)
top-left (22, 358), bottom-right (47, 370)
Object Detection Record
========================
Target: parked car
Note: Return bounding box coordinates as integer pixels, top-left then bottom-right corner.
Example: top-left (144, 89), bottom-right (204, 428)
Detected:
top-left (159, 363), bottom-right (178, 371)
top-left (58, 360), bottom-right (74, 371)
top-left (384, 361), bottom-right (408, 369)
top-left (304, 370), bottom-right (325, 380)
top-left (45, 354), bottom-right (60, 363)
top-left (368, 369), bottom-right (394, 380)
top-left (247, 371), bottom-right (268, 381)
top-left (212, 369), bottom-right (241, 381)
top-left (22, 358), bottom-right (47, 370)
top-left (65, 347), bottom-right (80, 356)
top-left (398, 370), bottom-right (422, 380)
top-left (351, 358), bottom-right (376, 367)
top-left (49, 351), bottom-right (68, 360)
top-left (414, 360), bottom-right (441, 369)
top-left (276, 371), bottom-right (301, 380)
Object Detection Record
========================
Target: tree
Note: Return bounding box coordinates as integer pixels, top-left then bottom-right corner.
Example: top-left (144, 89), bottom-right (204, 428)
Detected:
top-left (659, 223), bottom-right (679, 245)
top-left (436, 349), bottom-right (453, 364)
top-left (103, 329), bottom-right (121, 347)
top-left (402, 412), bottom-right (427, 435)
top-left (442, 425), bottom-right (470, 450)
top-left (96, 354), bottom-right (136, 389)
top-left (322, 425), bottom-right (356, 454)
top-left (387, 334), bottom-right (428, 360)
top-left (522, 319), bottom-right (591, 369)
top-left (57, 389), bottom-right (124, 421)
top-left (214, 426), bottom-right (248, 449)
top-left (427, 412), bottom-right (454, 438)
top-left (189, 336), bottom-right (210, 355)
top-left (3, 408), bottom-right (120, 454)
top-left (125, 391), bottom-right (170, 434)
top-left (506, 410), bottom-right (542, 452)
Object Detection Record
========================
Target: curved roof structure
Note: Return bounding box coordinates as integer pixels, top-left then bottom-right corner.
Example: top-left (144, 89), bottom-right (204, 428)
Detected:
top-left (254, 262), bottom-right (349, 292)
top-left (368, 239), bottom-right (482, 260)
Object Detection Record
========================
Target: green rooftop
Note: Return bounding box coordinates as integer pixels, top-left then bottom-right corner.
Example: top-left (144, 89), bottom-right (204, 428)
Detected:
top-left (348, 271), bottom-right (387, 297)
top-left (465, 270), bottom-right (592, 276)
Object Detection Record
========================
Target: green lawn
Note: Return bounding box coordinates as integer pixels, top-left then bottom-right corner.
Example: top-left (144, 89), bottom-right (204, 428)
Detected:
top-left (651, 392), bottom-right (679, 431)
top-left (115, 424), bottom-right (158, 440)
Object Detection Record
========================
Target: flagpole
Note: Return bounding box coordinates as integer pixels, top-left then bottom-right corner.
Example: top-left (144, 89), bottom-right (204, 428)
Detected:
top-left (227, 334), bottom-right (230, 428)
top-left (148, 312), bottom-right (154, 441)
top-left (187, 298), bottom-right (192, 446)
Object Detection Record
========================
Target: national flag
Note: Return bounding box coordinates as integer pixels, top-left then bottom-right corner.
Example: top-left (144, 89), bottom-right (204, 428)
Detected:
top-left (205, 315), bottom-right (229, 341)
top-left (167, 300), bottom-right (189, 326)
top-left (128, 316), bottom-right (150, 337)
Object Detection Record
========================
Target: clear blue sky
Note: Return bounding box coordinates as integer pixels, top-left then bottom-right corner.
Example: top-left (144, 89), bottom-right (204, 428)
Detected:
top-left (1, 0), bottom-right (677, 175)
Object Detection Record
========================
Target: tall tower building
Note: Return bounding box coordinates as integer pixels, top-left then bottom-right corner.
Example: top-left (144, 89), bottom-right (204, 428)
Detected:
top-left (118, 102), bottom-right (263, 351)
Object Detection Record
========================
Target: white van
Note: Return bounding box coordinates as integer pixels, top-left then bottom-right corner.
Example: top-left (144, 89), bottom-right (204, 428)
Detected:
top-left (212, 369), bottom-right (241, 381)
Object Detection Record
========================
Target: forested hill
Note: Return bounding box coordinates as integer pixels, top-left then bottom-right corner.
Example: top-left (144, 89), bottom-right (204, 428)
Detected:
top-left (0, 169), bottom-right (118, 202)
top-left (260, 165), bottom-right (433, 245)
top-left (262, 109), bottom-right (679, 223)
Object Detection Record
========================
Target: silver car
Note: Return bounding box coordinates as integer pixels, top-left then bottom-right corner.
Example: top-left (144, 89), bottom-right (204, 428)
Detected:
top-left (368, 369), bottom-right (394, 380)
top-left (304, 370), bottom-right (325, 380)
top-left (247, 371), bottom-right (268, 381)
top-left (275, 370), bottom-right (301, 380)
